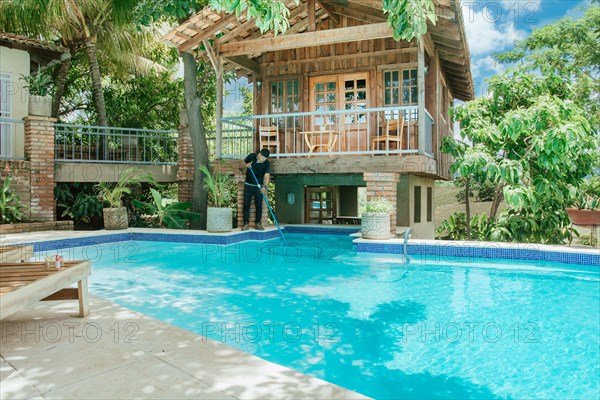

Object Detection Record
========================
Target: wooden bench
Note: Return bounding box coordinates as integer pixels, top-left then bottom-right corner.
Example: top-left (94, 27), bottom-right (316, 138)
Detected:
top-left (0, 260), bottom-right (91, 320)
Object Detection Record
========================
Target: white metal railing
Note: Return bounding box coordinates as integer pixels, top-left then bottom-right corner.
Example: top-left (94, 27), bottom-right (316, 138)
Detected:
top-left (0, 118), bottom-right (25, 159)
top-left (219, 106), bottom-right (434, 158)
top-left (54, 123), bottom-right (178, 164)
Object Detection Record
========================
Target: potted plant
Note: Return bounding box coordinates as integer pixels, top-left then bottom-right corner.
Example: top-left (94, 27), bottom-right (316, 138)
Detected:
top-left (566, 178), bottom-right (600, 226)
top-left (200, 165), bottom-right (235, 233)
top-left (361, 197), bottom-right (396, 240)
top-left (20, 72), bottom-right (54, 117)
top-left (96, 168), bottom-right (157, 230)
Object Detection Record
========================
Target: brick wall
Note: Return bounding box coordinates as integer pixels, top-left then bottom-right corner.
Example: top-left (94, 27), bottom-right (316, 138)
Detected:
top-left (0, 221), bottom-right (73, 234)
top-left (236, 177), bottom-right (268, 228)
top-left (23, 116), bottom-right (56, 222)
top-left (0, 160), bottom-right (32, 221)
top-left (363, 172), bottom-right (399, 236)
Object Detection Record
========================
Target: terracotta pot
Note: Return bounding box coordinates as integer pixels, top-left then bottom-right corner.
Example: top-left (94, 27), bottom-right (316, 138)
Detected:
top-left (103, 207), bottom-right (128, 230)
top-left (566, 208), bottom-right (600, 226)
top-left (207, 207), bottom-right (233, 232)
top-left (361, 212), bottom-right (391, 240)
top-left (29, 95), bottom-right (52, 117)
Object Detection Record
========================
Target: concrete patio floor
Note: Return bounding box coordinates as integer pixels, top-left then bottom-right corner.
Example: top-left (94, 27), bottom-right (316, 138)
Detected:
top-left (0, 296), bottom-right (367, 400)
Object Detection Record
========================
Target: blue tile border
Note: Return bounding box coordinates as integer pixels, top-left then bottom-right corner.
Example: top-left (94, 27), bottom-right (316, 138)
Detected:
top-left (283, 226), bottom-right (360, 235)
top-left (355, 241), bottom-right (600, 268)
top-left (20, 229), bottom-right (282, 252)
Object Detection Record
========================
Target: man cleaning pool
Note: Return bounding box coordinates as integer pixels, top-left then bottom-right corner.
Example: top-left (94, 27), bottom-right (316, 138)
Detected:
top-left (242, 148), bottom-right (270, 231)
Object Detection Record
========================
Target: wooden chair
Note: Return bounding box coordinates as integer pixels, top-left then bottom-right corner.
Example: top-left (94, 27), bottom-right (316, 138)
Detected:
top-left (371, 116), bottom-right (405, 154)
top-left (259, 126), bottom-right (280, 154)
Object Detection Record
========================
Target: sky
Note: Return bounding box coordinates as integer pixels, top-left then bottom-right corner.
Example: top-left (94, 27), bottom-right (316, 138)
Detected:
top-left (463, 0), bottom-right (588, 97)
top-left (217, 0), bottom-right (590, 114)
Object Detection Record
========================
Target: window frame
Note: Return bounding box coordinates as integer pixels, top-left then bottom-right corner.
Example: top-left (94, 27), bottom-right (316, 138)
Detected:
top-left (383, 68), bottom-right (418, 107)
top-left (269, 78), bottom-right (300, 115)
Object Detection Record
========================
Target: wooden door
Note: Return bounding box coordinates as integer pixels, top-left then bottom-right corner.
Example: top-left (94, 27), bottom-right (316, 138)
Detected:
top-left (308, 73), bottom-right (369, 152)
top-left (305, 187), bottom-right (336, 224)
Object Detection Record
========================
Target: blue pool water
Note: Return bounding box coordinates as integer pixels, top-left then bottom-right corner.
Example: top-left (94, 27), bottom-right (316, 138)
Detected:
top-left (56, 234), bottom-right (599, 399)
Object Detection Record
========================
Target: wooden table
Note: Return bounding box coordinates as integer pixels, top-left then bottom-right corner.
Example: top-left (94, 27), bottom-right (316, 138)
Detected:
top-left (0, 245), bottom-right (33, 263)
top-left (301, 130), bottom-right (340, 155)
top-left (0, 260), bottom-right (91, 320)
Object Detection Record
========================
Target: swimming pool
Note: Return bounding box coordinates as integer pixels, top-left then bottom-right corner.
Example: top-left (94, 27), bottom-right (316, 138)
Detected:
top-left (51, 233), bottom-right (599, 399)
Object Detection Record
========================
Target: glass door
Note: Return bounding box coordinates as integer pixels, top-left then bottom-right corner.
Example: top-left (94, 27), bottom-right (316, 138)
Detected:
top-left (305, 187), bottom-right (335, 224)
top-left (342, 73), bottom-right (369, 151)
top-left (0, 73), bottom-right (12, 157)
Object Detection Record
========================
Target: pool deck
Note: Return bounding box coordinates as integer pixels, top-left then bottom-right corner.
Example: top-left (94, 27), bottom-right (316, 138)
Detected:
top-left (0, 296), bottom-right (368, 400)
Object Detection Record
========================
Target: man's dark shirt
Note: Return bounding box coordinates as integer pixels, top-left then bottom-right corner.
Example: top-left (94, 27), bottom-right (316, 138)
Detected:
top-left (244, 153), bottom-right (270, 186)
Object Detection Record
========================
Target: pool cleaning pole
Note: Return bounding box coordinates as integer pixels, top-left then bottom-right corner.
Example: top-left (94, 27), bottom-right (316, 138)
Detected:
top-left (248, 166), bottom-right (287, 245)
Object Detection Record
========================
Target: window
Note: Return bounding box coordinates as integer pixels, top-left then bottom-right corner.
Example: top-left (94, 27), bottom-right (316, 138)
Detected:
top-left (270, 79), bottom-right (299, 114)
top-left (414, 186), bottom-right (421, 223)
top-left (427, 187), bottom-right (432, 222)
top-left (384, 69), bottom-right (417, 106)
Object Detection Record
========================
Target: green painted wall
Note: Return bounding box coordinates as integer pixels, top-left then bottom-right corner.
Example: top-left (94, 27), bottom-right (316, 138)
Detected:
top-left (274, 174), bottom-right (364, 223)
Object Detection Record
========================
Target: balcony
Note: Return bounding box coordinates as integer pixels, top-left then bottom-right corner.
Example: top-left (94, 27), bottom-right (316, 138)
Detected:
top-left (218, 106), bottom-right (434, 159)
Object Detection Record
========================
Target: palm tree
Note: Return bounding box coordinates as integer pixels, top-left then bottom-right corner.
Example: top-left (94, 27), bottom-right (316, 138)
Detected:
top-left (0, 0), bottom-right (143, 125)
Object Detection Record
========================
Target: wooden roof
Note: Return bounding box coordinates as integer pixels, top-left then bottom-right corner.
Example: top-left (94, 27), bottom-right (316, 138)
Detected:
top-left (163, 0), bottom-right (473, 101)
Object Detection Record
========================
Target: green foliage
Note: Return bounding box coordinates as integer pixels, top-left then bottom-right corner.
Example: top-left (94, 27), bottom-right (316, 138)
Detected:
top-left (103, 72), bottom-right (184, 130)
top-left (20, 72), bottom-right (54, 96)
top-left (383, 0), bottom-right (436, 42)
top-left (363, 197), bottom-right (396, 214)
top-left (199, 165), bottom-right (235, 208)
top-left (1, 177), bottom-right (26, 224)
top-left (209, 0), bottom-right (297, 36)
top-left (493, 5), bottom-right (599, 128)
top-left (442, 69), bottom-right (596, 244)
top-left (435, 212), bottom-right (510, 242)
top-left (62, 192), bottom-right (103, 224)
top-left (454, 179), bottom-right (496, 203)
top-left (132, 188), bottom-right (199, 229)
top-left (578, 233), bottom-right (599, 247)
top-left (573, 175), bottom-right (600, 210)
top-left (96, 168), bottom-right (158, 208)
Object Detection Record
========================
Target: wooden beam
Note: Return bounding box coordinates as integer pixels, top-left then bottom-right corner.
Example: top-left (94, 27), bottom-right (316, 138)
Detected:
top-left (225, 55), bottom-right (260, 75)
top-left (202, 39), bottom-right (218, 71)
top-left (330, 6), bottom-right (385, 24)
top-left (219, 22), bottom-right (393, 57)
top-left (308, 0), bottom-right (316, 31)
top-left (216, 18), bottom-right (255, 44)
top-left (417, 38), bottom-right (426, 155)
top-left (180, 13), bottom-right (238, 53)
top-left (316, 0), bottom-right (339, 24)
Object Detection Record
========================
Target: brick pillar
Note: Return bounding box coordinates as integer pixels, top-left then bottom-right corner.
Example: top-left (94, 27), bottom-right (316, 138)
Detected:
top-left (236, 175), bottom-right (268, 228)
top-left (363, 172), bottom-right (399, 237)
top-left (24, 116), bottom-right (56, 222)
top-left (177, 118), bottom-right (194, 203)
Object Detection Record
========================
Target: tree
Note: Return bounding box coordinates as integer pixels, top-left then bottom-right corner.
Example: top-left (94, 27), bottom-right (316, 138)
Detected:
top-left (493, 5), bottom-right (599, 129)
top-left (136, 0), bottom-right (215, 229)
top-left (0, 0), bottom-right (144, 125)
top-left (441, 72), bottom-right (596, 244)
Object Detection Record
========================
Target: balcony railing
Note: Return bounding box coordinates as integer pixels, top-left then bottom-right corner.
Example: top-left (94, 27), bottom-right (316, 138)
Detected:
top-left (219, 106), bottom-right (433, 158)
top-left (54, 124), bottom-right (178, 164)
top-left (0, 118), bottom-right (25, 160)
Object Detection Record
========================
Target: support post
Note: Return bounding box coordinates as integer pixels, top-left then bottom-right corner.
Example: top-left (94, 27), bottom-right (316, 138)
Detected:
top-left (417, 38), bottom-right (426, 154)
top-left (216, 56), bottom-right (224, 159)
top-left (308, 0), bottom-right (316, 31)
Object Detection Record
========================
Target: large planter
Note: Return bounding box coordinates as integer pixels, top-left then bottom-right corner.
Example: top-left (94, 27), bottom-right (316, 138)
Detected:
top-left (566, 208), bottom-right (600, 226)
top-left (103, 207), bottom-right (128, 230)
top-left (207, 207), bottom-right (232, 233)
top-left (361, 212), bottom-right (391, 240)
top-left (28, 95), bottom-right (52, 117)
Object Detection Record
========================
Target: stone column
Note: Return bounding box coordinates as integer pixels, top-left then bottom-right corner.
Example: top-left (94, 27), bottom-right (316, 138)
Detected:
top-left (363, 172), bottom-right (399, 237)
top-left (23, 116), bottom-right (56, 222)
top-left (177, 117), bottom-right (194, 203)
